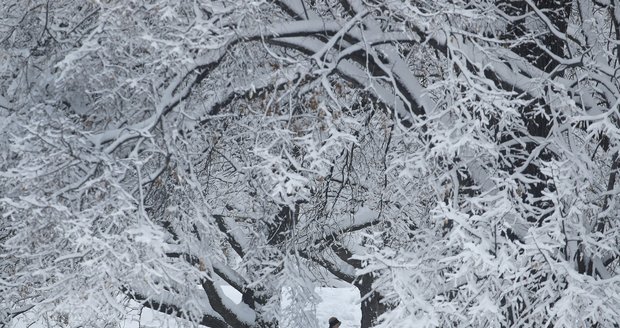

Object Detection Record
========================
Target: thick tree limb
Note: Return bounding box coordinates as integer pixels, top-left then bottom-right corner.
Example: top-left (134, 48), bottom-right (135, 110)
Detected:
top-left (124, 287), bottom-right (228, 328)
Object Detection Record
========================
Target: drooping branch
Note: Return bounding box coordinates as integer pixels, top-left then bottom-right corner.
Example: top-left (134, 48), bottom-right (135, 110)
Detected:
top-left (301, 249), bottom-right (356, 283)
top-left (124, 287), bottom-right (228, 328)
top-left (164, 250), bottom-right (265, 325)
top-left (201, 278), bottom-right (255, 328)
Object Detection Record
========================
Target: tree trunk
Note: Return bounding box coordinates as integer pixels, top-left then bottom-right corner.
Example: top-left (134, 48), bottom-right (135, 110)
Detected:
top-left (355, 273), bottom-right (386, 328)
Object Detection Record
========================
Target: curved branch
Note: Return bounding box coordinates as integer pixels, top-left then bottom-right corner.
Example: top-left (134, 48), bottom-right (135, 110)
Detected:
top-left (201, 278), bottom-right (255, 328)
top-left (124, 287), bottom-right (228, 328)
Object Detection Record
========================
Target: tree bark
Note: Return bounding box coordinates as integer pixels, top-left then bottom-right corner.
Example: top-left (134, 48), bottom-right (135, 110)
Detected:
top-left (355, 273), bottom-right (385, 328)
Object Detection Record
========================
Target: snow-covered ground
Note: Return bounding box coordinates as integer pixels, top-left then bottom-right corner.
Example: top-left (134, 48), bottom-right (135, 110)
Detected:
top-left (280, 286), bottom-right (361, 328)
top-left (10, 286), bottom-right (361, 328)
top-left (313, 287), bottom-right (361, 328)
top-left (131, 286), bottom-right (362, 328)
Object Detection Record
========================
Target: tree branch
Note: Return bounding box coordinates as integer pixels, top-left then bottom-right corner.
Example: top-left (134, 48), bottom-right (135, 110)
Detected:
top-left (123, 287), bottom-right (228, 328)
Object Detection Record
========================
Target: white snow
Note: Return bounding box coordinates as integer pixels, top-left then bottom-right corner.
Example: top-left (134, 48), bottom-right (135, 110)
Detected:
top-left (281, 286), bottom-right (362, 328)
top-left (314, 287), bottom-right (362, 328)
top-left (9, 286), bottom-right (361, 328)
